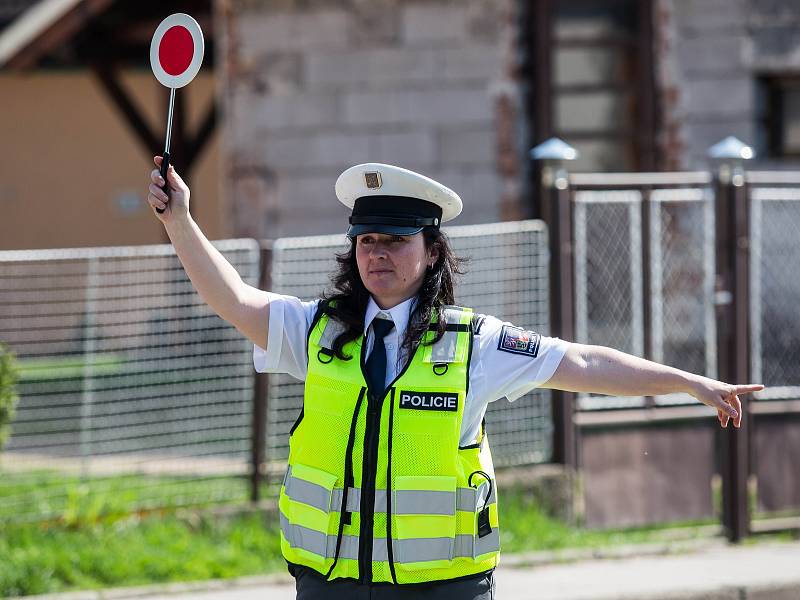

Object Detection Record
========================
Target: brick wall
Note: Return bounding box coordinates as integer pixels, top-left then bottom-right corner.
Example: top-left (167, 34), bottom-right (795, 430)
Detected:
top-left (219, 0), bottom-right (521, 239)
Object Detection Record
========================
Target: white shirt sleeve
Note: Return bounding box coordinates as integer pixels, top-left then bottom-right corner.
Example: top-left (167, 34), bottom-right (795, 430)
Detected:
top-left (458, 314), bottom-right (569, 446)
top-left (470, 314), bottom-right (569, 403)
top-left (252, 293), bottom-right (321, 381)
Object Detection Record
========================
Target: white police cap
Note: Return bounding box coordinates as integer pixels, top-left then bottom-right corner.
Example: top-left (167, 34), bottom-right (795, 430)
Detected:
top-left (336, 163), bottom-right (463, 237)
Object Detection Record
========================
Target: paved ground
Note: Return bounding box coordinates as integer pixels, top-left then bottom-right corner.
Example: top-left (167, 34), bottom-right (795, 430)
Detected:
top-left (13, 538), bottom-right (800, 600)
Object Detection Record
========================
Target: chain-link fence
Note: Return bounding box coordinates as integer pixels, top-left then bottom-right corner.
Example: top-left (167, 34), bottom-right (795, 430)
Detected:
top-left (749, 186), bottom-right (800, 400)
top-left (574, 190), bottom-right (644, 411)
top-left (3, 184), bottom-right (797, 527)
top-left (266, 220), bottom-right (553, 470)
top-left (0, 241), bottom-right (260, 523)
top-left (649, 187), bottom-right (718, 403)
top-left (0, 221), bottom-right (552, 523)
top-left (572, 183), bottom-right (716, 410)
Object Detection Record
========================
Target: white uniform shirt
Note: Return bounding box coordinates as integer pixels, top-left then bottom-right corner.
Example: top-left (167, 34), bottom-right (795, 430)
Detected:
top-left (253, 293), bottom-right (570, 447)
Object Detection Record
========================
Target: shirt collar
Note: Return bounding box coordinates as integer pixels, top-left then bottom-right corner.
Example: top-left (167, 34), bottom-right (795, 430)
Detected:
top-left (364, 295), bottom-right (416, 341)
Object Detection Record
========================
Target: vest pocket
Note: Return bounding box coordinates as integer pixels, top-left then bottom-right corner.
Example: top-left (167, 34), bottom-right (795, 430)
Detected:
top-left (283, 464), bottom-right (339, 565)
top-left (392, 475), bottom-right (457, 568)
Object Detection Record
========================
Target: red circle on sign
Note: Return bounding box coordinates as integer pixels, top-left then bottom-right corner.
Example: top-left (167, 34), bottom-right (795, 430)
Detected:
top-left (158, 25), bottom-right (194, 76)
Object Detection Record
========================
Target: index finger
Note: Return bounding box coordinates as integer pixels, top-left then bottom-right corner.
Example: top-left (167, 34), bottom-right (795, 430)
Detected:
top-left (732, 384), bottom-right (763, 395)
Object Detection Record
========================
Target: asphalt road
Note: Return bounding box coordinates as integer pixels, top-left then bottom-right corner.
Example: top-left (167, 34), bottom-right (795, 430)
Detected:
top-left (13, 539), bottom-right (800, 600)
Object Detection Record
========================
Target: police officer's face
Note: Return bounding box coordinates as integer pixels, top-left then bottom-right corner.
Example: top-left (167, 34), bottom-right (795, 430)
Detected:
top-left (355, 232), bottom-right (438, 309)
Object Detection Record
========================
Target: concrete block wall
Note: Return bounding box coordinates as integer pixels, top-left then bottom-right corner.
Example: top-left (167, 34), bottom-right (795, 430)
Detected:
top-left (660, 0), bottom-right (800, 168)
top-left (220, 0), bottom-right (522, 239)
top-left (658, 0), bottom-right (753, 168)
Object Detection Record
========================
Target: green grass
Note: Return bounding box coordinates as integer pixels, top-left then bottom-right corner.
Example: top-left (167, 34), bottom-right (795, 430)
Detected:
top-left (0, 512), bottom-right (284, 597)
top-left (0, 477), bottom-right (735, 598)
top-left (0, 470), bottom-right (254, 524)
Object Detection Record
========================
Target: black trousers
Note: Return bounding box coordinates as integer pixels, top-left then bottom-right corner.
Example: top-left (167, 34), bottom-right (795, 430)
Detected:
top-left (292, 564), bottom-right (495, 600)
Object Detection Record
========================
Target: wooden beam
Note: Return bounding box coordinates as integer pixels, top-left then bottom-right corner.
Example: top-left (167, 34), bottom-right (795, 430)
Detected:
top-left (91, 61), bottom-right (160, 155)
top-left (110, 15), bottom-right (214, 45)
top-left (6, 0), bottom-right (114, 70)
top-left (184, 98), bottom-right (217, 177)
top-left (575, 405), bottom-right (715, 428)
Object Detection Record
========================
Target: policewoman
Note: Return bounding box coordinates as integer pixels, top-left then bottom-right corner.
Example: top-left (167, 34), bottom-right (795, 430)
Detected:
top-left (147, 158), bottom-right (763, 600)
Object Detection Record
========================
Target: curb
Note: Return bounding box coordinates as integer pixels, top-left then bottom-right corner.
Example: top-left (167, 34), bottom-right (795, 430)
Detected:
top-left (500, 536), bottom-right (728, 568)
top-left (6, 573), bottom-right (294, 600)
top-left (605, 582), bottom-right (800, 600)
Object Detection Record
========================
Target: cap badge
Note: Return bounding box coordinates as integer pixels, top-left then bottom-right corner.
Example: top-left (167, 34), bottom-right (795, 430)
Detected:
top-left (364, 171), bottom-right (382, 189)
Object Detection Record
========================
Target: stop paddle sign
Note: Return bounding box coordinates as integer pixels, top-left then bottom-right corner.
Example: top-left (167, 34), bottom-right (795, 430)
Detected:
top-left (149, 13), bottom-right (204, 212)
top-left (150, 13), bottom-right (204, 89)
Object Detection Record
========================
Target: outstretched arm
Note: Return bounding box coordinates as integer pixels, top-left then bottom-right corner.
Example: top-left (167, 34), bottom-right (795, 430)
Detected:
top-left (147, 156), bottom-right (271, 349)
top-left (545, 343), bottom-right (763, 428)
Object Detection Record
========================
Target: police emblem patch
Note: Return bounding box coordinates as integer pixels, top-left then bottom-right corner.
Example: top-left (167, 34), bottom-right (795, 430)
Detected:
top-left (498, 325), bottom-right (540, 357)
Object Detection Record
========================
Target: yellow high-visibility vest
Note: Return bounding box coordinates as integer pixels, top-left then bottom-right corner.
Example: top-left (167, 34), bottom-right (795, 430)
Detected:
top-left (279, 304), bottom-right (500, 584)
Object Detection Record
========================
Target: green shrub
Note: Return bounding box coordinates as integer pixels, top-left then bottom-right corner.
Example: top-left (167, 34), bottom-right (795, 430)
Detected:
top-left (0, 343), bottom-right (19, 450)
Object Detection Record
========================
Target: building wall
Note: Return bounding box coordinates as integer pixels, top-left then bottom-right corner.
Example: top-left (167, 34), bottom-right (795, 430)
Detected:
top-left (662, 0), bottom-right (800, 168)
top-left (220, 0), bottom-right (524, 240)
top-left (0, 71), bottom-right (224, 251)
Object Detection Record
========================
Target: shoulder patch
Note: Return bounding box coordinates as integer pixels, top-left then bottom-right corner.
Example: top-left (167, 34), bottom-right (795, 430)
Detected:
top-left (498, 325), bottom-right (540, 357)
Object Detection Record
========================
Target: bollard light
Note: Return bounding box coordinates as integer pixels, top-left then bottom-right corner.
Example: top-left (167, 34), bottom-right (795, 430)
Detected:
top-left (531, 137), bottom-right (578, 190)
top-left (707, 136), bottom-right (755, 186)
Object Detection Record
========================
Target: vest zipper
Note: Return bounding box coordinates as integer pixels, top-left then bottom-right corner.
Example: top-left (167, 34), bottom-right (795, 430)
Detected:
top-left (355, 321), bottom-right (441, 583)
top-left (358, 388), bottom-right (383, 584)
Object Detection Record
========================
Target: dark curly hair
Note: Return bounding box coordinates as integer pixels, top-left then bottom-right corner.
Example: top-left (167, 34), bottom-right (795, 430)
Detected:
top-left (321, 228), bottom-right (467, 361)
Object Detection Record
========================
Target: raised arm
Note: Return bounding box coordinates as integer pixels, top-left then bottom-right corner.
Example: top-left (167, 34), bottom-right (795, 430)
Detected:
top-left (545, 343), bottom-right (764, 428)
top-left (147, 156), bottom-right (270, 349)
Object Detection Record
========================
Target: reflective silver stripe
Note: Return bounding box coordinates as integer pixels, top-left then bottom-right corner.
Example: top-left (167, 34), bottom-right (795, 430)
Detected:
top-left (429, 305), bottom-right (469, 363)
top-left (430, 329), bottom-right (459, 363)
top-left (394, 537), bottom-right (453, 563)
top-left (330, 487), bottom-right (357, 512)
top-left (319, 316), bottom-right (347, 351)
top-left (473, 528), bottom-right (501, 556)
top-left (328, 486), bottom-right (494, 514)
top-left (395, 490), bottom-right (455, 515)
top-left (286, 473), bottom-right (496, 515)
top-left (454, 529), bottom-right (501, 558)
top-left (329, 487), bottom-right (380, 513)
top-left (282, 511), bottom-right (500, 563)
top-left (457, 480), bottom-right (496, 511)
top-left (280, 511), bottom-right (361, 560)
top-left (392, 532), bottom-right (500, 563)
top-left (280, 511), bottom-right (329, 558)
top-left (285, 473), bottom-right (332, 513)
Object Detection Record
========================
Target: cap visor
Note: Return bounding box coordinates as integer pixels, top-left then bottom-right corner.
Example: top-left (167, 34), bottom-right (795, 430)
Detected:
top-left (347, 223), bottom-right (424, 238)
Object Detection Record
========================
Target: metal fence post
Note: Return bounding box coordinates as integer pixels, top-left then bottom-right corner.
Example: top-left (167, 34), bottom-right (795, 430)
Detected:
top-left (251, 241), bottom-right (272, 503)
top-left (531, 138), bottom-right (578, 469)
top-left (708, 136), bottom-right (754, 542)
top-left (640, 185), bottom-right (655, 408)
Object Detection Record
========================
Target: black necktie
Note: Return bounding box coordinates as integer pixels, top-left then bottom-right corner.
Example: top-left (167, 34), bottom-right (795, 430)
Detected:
top-left (366, 318), bottom-right (394, 398)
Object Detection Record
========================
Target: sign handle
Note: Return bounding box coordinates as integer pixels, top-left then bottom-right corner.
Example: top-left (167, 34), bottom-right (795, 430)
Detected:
top-left (156, 87), bottom-right (176, 214)
top-left (156, 151), bottom-right (171, 214)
